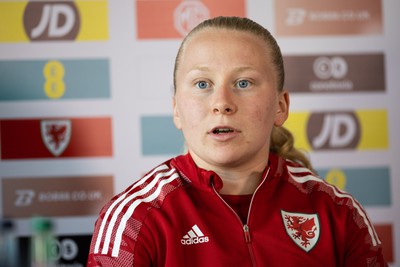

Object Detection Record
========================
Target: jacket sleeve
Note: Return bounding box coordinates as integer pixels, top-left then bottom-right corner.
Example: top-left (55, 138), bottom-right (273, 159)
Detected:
top-left (343, 202), bottom-right (388, 267)
top-left (86, 202), bottom-right (154, 266)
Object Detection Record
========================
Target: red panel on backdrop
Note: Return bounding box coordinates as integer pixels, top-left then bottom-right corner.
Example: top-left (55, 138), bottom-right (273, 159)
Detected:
top-left (0, 117), bottom-right (113, 159)
top-left (374, 224), bottom-right (394, 263)
top-left (136, 0), bottom-right (246, 39)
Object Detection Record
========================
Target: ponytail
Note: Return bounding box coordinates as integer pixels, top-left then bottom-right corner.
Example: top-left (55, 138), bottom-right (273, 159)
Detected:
top-left (270, 126), bottom-right (314, 172)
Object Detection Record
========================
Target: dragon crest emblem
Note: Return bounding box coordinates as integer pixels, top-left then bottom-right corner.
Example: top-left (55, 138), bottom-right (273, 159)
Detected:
top-left (281, 210), bottom-right (320, 252)
top-left (41, 119), bottom-right (71, 156)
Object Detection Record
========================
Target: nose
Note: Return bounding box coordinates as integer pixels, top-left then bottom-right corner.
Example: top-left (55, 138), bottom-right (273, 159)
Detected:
top-left (212, 87), bottom-right (237, 115)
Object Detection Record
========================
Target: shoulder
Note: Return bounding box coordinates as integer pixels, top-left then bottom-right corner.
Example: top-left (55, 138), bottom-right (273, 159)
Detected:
top-left (284, 160), bottom-right (356, 207)
top-left (284, 159), bottom-right (359, 208)
top-left (102, 159), bottom-right (184, 224)
top-left (282, 159), bottom-right (381, 248)
top-left (90, 159), bottom-right (185, 259)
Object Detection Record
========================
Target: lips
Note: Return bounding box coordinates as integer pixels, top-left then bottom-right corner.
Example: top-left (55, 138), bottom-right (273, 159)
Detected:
top-left (209, 126), bottom-right (237, 134)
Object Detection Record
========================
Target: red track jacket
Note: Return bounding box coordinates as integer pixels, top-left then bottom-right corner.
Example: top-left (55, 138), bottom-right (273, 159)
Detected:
top-left (87, 153), bottom-right (387, 266)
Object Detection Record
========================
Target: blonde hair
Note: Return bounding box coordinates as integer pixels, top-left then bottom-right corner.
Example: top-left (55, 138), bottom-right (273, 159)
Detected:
top-left (173, 16), bottom-right (313, 170)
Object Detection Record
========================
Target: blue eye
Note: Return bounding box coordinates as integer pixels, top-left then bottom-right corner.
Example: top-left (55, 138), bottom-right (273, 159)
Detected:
top-left (196, 81), bottom-right (208, 89)
top-left (237, 80), bottom-right (250, 89)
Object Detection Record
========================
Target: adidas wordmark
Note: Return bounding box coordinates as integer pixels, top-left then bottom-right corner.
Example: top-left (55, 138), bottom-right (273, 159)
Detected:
top-left (181, 224), bottom-right (209, 245)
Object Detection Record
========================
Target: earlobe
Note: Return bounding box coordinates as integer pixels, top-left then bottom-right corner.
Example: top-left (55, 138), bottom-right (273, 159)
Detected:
top-left (274, 91), bottom-right (290, 126)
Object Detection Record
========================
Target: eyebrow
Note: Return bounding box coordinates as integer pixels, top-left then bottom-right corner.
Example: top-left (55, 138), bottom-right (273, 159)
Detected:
top-left (188, 65), bottom-right (258, 73)
top-left (189, 66), bottom-right (209, 72)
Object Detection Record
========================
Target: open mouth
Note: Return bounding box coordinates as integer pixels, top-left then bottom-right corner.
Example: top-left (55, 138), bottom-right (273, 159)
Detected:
top-left (212, 127), bottom-right (235, 134)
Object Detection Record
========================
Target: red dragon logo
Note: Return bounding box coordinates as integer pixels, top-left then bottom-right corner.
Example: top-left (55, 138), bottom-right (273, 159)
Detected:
top-left (281, 210), bottom-right (320, 252)
top-left (46, 124), bottom-right (67, 149)
top-left (41, 120), bottom-right (71, 156)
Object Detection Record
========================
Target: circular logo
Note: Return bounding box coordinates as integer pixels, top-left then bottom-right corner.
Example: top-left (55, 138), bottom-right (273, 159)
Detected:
top-left (51, 238), bottom-right (79, 261)
top-left (174, 1), bottom-right (210, 37)
top-left (313, 57), bottom-right (348, 80)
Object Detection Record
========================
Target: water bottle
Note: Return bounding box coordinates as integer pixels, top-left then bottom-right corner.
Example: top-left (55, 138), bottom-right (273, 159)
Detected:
top-left (0, 219), bottom-right (18, 267)
top-left (30, 217), bottom-right (55, 267)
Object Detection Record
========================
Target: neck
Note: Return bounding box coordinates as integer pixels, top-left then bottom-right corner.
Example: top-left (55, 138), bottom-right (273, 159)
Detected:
top-left (215, 161), bottom-right (268, 195)
top-left (188, 151), bottom-right (270, 195)
top-left (218, 172), bottom-right (262, 195)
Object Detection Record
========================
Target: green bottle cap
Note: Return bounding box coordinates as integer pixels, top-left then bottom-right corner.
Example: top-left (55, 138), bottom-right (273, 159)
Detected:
top-left (31, 217), bottom-right (53, 232)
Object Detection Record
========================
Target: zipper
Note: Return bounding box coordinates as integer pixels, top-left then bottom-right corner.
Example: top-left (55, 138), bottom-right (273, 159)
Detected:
top-left (212, 185), bottom-right (246, 233)
top-left (211, 186), bottom-right (257, 266)
top-left (243, 224), bottom-right (251, 243)
top-left (211, 167), bottom-right (270, 267)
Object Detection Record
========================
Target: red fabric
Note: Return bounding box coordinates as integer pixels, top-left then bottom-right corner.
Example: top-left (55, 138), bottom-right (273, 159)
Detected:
top-left (220, 194), bottom-right (252, 224)
top-left (87, 153), bottom-right (387, 267)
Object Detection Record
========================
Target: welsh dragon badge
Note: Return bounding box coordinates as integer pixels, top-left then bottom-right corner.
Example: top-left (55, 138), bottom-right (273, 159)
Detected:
top-left (281, 210), bottom-right (320, 252)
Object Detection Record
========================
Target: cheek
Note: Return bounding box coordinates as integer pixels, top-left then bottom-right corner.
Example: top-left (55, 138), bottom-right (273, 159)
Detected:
top-left (178, 100), bottom-right (206, 128)
top-left (250, 102), bottom-right (275, 124)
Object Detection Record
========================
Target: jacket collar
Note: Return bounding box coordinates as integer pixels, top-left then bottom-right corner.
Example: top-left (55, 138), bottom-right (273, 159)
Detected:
top-left (171, 152), bottom-right (285, 192)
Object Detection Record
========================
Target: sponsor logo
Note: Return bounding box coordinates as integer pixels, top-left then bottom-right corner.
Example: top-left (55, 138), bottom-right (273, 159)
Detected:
top-left (308, 112), bottom-right (361, 150)
top-left (281, 210), bottom-right (320, 252)
top-left (2, 176), bottom-right (114, 218)
top-left (181, 224), bottom-right (209, 245)
top-left (313, 56), bottom-right (347, 80)
top-left (284, 110), bottom-right (388, 151)
top-left (174, 1), bottom-right (210, 37)
top-left (0, 117), bottom-right (113, 159)
top-left (18, 234), bottom-right (92, 266)
top-left (0, 59), bottom-right (110, 101)
top-left (136, 0), bottom-right (245, 39)
top-left (275, 0), bottom-right (383, 36)
top-left (0, 1), bottom-right (108, 42)
top-left (14, 189), bottom-right (36, 207)
top-left (52, 238), bottom-right (79, 261)
top-left (23, 1), bottom-right (81, 41)
top-left (318, 167), bottom-right (391, 206)
top-left (41, 120), bottom-right (71, 156)
top-left (283, 54), bottom-right (385, 93)
top-left (43, 60), bottom-right (66, 99)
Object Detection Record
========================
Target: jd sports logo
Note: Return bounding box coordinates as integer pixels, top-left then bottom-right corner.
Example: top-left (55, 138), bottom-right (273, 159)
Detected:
top-left (307, 112), bottom-right (361, 150)
top-left (284, 109), bottom-right (388, 151)
top-left (23, 1), bottom-right (80, 41)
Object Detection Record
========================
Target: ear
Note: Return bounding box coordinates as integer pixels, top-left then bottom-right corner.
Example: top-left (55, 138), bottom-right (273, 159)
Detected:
top-left (172, 97), bottom-right (182, 130)
top-left (274, 90), bottom-right (289, 126)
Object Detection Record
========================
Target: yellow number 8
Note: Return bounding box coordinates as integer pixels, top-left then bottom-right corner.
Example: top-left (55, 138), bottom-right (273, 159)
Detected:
top-left (43, 60), bottom-right (65, 99)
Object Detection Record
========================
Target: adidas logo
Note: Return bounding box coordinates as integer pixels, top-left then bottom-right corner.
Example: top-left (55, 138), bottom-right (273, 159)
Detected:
top-left (181, 224), bottom-right (209, 245)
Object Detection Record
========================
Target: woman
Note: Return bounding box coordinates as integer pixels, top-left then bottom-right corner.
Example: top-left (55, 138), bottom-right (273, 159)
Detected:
top-left (87, 16), bottom-right (387, 266)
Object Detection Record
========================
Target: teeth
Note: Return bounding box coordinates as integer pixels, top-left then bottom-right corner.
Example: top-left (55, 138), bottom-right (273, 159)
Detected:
top-left (213, 128), bottom-right (233, 134)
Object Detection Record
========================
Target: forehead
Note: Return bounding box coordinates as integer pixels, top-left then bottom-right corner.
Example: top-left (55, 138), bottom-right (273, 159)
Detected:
top-left (186, 28), bottom-right (267, 52)
top-left (180, 28), bottom-right (271, 68)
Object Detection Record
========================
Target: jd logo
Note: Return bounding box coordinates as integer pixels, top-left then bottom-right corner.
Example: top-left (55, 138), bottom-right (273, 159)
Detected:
top-left (23, 1), bottom-right (80, 41)
top-left (307, 112), bottom-right (361, 150)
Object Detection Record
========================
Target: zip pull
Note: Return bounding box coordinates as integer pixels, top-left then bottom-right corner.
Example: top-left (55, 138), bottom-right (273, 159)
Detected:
top-left (243, 224), bottom-right (251, 243)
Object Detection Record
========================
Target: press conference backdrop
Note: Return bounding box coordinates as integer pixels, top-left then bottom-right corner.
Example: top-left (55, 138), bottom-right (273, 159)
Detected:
top-left (0, 0), bottom-right (398, 265)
